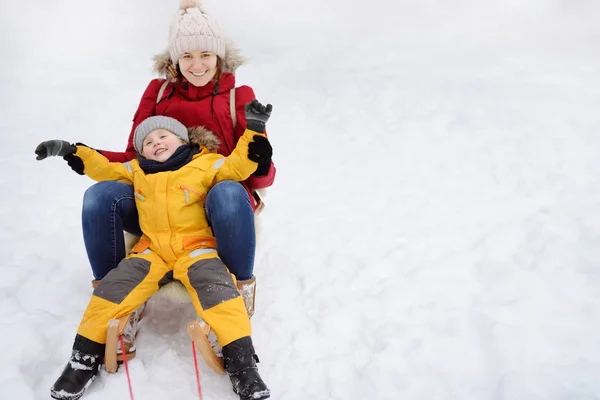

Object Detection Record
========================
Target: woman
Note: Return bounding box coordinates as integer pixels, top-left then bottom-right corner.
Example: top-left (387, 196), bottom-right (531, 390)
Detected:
top-left (74, 0), bottom-right (275, 359)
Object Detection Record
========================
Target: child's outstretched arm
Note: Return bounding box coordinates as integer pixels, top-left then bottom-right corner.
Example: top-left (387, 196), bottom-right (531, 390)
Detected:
top-left (214, 100), bottom-right (273, 183)
top-left (34, 140), bottom-right (134, 184)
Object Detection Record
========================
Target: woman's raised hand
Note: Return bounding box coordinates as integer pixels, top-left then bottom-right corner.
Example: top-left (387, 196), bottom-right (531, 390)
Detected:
top-left (245, 99), bottom-right (273, 176)
top-left (245, 99), bottom-right (273, 134)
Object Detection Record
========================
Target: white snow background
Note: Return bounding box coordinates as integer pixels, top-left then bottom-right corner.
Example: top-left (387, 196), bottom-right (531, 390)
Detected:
top-left (1, 0), bottom-right (600, 399)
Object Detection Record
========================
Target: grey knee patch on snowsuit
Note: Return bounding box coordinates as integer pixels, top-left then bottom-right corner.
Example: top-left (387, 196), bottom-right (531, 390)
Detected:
top-left (93, 257), bottom-right (151, 304)
top-left (187, 258), bottom-right (239, 310)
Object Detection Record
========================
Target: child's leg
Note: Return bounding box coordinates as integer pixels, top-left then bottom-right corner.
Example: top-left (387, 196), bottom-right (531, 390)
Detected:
top-left (173, 250), bottom-right (251, 347)
top-left (51, 251), bottom-right (170, 399)
top-left (77, 250), bottom-right (170, 344)
top-left (174, 251), bottom-right (270, 400)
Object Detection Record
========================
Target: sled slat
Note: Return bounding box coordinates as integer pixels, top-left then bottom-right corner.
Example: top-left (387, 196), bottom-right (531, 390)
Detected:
top-left (105, 315), bottom-right (130, 373)
top-left (187, 321), bottom-right (225, 374)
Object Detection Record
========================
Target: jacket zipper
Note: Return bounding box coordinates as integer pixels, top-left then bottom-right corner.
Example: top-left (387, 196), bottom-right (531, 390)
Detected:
top-left (180, 185), bottom-right (202, 203)
top-left (134, 189), bottom-right (145, 201)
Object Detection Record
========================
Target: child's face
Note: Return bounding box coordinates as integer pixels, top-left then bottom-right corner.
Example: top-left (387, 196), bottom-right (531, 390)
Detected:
top-left (178, 51), bottom-right (218, 87)
top-left (141, 129), bottom-right (185, 162)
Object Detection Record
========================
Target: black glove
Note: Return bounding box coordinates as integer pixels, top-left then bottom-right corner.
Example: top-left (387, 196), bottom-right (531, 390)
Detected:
top-left (245, 99), bottom-right (272, 133)
top-left (64, 142), bottom-right (95, 175)
top-left (248, 135), bottom-right (273, 176)
top-left (35, 140), bottom-right (77, 160)
top-left (63, 155), bottom-right (84, 175)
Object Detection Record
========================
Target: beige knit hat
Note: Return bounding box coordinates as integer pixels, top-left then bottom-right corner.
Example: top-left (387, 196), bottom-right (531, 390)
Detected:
top-left (168, 0), bottom-right (226, 65)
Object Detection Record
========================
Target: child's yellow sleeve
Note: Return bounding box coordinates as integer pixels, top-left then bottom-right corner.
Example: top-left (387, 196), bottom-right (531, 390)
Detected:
top-left (212, 129), bottom-right (262, 183)
top-left (75, 146), bottom-right (134, 184)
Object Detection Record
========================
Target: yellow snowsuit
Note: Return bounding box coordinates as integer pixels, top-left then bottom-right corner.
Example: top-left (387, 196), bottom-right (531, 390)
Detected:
top-left (75, 128), bottom-right (263, 347)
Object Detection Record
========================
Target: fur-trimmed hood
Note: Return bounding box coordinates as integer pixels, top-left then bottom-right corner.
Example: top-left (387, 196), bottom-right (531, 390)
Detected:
top-left (153, 37), bottom-right (245, 77)
top-left (187, 125), bottom-right (221, 152)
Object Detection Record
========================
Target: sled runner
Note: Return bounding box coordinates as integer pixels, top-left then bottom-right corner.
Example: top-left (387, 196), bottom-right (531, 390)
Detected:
top-left (187, 319), bottom-right (225, 374)
top-left (105, 316), bottom-right (130, 373)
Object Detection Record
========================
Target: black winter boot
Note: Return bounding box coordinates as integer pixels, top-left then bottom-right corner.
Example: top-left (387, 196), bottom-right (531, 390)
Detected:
top-left (222, 336), bottom-right (270, 400)
top-left (50, 335), bottom-right (103, 400)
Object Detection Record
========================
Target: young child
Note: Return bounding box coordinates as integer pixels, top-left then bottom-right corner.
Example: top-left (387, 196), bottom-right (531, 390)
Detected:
top-left (36, 100), bottom-right (273, 400)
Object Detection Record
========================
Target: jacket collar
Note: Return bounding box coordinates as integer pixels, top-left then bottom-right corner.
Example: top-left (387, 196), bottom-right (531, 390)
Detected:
top-left (175, 72), bottom-right (235, 101)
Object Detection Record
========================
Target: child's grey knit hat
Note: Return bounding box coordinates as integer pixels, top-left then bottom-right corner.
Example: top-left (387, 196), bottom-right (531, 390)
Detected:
top-left (169, 0), bottom-right (226, 65)
top-left (134, 116), bottom-right (189, 154)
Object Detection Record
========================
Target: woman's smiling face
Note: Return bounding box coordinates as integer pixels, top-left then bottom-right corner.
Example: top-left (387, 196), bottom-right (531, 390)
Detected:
top-left (178, 51), bottom-right (218, 87)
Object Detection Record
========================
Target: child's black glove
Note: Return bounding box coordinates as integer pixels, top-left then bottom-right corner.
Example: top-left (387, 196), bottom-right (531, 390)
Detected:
top-left (245, 99), bottom-right (272, 133)
top-left (63, 155), bottom-right (84, 175)
top-left (35, 140), bottom-right (76, 160)
top-left (248, 136), bottom-right (273, 176)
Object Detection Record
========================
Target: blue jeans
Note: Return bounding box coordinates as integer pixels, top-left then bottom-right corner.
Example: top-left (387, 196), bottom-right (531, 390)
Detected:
top-left (82, 180), bottom-right (255, 280)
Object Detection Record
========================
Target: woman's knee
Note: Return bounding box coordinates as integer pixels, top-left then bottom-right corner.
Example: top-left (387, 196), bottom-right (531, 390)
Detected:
top-left (82, 181), bottom-right (133, 213)
top-left (206, 181), bottom-right (251, 214)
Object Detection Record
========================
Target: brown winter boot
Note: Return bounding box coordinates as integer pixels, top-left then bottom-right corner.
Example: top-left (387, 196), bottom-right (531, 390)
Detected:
top-left (236, 276), bottom-right (257, 318)
top-left (91, 279), bottom-right (144, 361)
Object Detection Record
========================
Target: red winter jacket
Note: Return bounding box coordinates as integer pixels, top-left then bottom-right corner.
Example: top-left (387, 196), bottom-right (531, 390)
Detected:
top-left (97, 72), bottom-right (276, 194)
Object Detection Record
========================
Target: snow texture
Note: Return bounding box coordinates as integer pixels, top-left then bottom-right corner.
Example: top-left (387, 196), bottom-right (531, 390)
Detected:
top-left (1, 0), bottom-right (600, 399)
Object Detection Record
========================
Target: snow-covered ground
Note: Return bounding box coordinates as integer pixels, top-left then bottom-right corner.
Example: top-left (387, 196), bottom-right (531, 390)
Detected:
top-left (2, 0), bottom-right (600, 399)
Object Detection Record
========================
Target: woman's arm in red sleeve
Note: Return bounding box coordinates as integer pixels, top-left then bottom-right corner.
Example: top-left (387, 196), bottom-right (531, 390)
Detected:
top-left (245, 162), bottom-right (276, 189)
top-left (235, 85), bottom-right (277, 189)
top-left (96, 79), bottom-right (164, 162)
